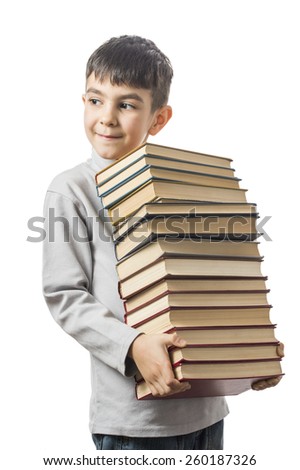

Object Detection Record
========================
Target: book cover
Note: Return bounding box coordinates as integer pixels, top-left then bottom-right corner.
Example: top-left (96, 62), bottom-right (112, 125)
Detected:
top-left (136, 374), bottom-right (283, 400)
top-left (95, 142), bottom-right (234, 185)
top-left (119, 275), bottom-right (269, 300)
top-left (126, 305), bottom-right (273, 331)
top-left (114, 214), bottom-right (259, 260)
top-left (105, 179), bottom-right (248, 224)
top-left (124, 290), bottom-right (270, 315)
top-left (169, 343), bottom-right (280, 365)
top-left (97, 155), bottom-right (236, 189)
top-left (113, 201), bottom-right (258, 240)
top-left (97, 164), bottom-right (241, 199)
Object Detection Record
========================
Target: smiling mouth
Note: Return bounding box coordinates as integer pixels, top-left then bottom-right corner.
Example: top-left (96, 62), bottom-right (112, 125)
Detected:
top-left (96, 133), bottom-right (122, 140)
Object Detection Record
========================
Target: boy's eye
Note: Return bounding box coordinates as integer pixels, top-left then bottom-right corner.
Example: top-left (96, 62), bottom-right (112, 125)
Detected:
top-left (120, 102), bottom-right (135, 110)
top-left (89, 98), bottom-right (101, 106)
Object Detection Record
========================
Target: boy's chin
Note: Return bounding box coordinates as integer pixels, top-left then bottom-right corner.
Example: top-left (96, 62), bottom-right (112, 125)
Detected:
top-left (93, 147), bottom-right (120, 161)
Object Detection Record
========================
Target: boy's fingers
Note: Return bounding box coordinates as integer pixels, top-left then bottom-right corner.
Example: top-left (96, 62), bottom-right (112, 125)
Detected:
top-left (163, 332), bottom-right (187, 348)
top-left (277, 342), bottom-right (284, 358)
top-left (252, 375), bottom-right (282, 391)
top-left (148, 381), bottom-right (165, 397)
top-left (164, 380), bottom-right (192, 396)
top-left (149, 356), bottom-right (191, 397)
top-left (158, 364), bottom-right (192, 393)
top-left (151, 379), bottom-right (191, 397)
top-left (252, 380), bottom-right (268, 391)
top-left (135, 333), bottom-right (192, 397)
top-left (162, 387), bottom-right (191, 398)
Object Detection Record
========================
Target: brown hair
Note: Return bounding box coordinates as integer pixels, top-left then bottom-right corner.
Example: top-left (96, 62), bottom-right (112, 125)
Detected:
top-left (86, 35), bottom-right (173, 111)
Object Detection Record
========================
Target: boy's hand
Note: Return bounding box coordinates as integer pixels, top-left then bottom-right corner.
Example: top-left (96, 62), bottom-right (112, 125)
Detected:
top-left (252, 342), bottom-right (285, 391)
top-left (129, 333), bottom-right (191, 398)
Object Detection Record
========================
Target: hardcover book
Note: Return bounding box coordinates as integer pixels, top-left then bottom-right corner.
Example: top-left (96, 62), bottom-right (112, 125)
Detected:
top-left (136, 359), bottom-right (283, 399)
top-left (95, 142), bottom-right (234, 184)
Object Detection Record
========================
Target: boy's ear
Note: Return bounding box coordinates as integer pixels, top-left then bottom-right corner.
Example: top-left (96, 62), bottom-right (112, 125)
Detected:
top-left (148, 105), bottom-right (173, 136)
top-left (82, 94), bottom-right (86, 104)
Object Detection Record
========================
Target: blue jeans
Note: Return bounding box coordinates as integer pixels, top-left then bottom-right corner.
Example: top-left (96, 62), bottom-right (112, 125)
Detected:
top-left (92, 419), bottom-right (223, 450)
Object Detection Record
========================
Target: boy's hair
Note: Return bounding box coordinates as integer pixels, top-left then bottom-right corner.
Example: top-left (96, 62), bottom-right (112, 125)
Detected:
top-left (86, 35), bottom-right (173, 111)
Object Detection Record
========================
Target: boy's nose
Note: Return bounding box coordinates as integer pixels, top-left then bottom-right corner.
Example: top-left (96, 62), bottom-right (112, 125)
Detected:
top-left (100, 106), bottom-right (117, 127)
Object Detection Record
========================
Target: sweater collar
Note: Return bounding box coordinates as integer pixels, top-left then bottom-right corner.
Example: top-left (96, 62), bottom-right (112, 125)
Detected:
top-left (90, 147), bottom-right (116, 171)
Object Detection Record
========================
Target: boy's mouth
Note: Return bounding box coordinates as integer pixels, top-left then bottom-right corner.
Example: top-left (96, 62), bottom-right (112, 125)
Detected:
top-left (96, 133), bottom-right (122, 140)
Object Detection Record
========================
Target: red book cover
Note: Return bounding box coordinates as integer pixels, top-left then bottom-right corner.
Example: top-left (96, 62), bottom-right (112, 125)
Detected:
top-left (135, 374), bottom-right (283, 400)
top-left (124, 305), bottom-right (272, 329)
top-left (124, 289), bottom-right (270, 314)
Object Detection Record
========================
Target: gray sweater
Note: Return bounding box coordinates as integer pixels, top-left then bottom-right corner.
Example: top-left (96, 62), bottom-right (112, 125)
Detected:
top-left (42, 148), bottom-right (229, 437)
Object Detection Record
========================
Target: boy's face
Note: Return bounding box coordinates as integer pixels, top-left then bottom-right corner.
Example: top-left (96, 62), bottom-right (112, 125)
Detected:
top-left (82, 73), bottom-right (171, 160)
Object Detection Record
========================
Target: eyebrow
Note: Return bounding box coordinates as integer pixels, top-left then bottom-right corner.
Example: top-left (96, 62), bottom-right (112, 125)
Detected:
top-left (85, 88), bottom-right (145, 103)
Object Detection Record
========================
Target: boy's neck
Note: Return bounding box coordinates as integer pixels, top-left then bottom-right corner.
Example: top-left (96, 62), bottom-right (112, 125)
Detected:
top-left (91, 147), bottom-right (116, 170)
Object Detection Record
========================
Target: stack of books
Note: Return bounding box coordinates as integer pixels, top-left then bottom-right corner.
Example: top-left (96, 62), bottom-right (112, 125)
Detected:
top-left (95, 142), bottom-right (282, 399)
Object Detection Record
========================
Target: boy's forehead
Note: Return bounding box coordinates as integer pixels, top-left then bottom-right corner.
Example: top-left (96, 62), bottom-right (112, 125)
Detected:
top-left (85, 72), bottom-right (152, 101)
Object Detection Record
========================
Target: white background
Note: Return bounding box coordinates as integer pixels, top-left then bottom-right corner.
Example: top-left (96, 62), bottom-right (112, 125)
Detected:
top-left (0, 0), bottom-right (298, 467)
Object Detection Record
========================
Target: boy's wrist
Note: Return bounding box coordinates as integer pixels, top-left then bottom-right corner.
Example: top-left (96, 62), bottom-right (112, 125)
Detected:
top-left (127, 333), bottom-right (145, 360)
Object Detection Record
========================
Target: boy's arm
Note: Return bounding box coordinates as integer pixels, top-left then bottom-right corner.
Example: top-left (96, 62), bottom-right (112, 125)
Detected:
top-left (42, 190), bottom-right (140, 376)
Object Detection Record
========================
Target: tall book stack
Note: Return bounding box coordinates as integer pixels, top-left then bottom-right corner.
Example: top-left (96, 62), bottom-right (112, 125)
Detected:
top-left (95, 142), bottom-right (282, 399)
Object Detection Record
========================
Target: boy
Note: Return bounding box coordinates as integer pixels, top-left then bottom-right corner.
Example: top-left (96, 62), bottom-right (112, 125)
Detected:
top-left (42, 35), bottom-right (283, 451)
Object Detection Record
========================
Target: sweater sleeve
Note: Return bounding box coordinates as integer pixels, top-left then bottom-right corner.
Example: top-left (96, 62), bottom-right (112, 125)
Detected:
top-left (42, 190), bottom-right (140, 376)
